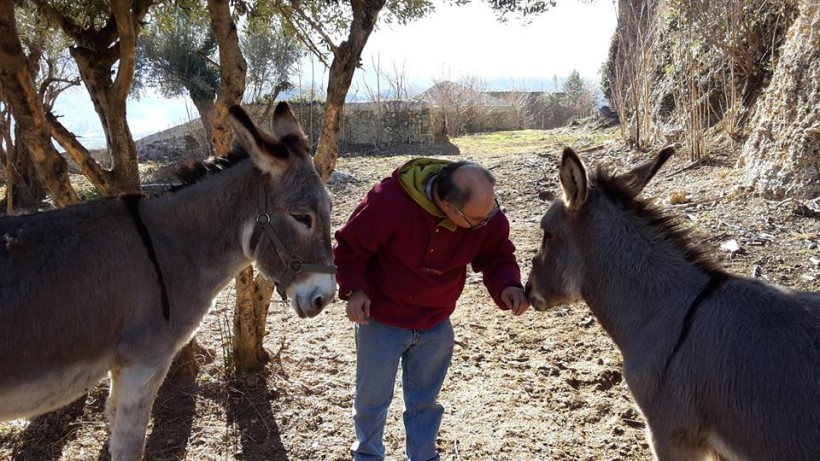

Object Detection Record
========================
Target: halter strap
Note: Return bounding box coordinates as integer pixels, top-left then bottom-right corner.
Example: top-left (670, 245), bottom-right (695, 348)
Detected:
top-left (253, 179), bottom-right (336, 301)
top-left (122, 194), bottom-right (171, 321)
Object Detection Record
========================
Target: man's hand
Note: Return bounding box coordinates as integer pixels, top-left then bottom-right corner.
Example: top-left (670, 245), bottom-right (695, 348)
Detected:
top-left (346, 290), bottom-right (371, 325)
top-left (501, 286), bottom-right (530, 316)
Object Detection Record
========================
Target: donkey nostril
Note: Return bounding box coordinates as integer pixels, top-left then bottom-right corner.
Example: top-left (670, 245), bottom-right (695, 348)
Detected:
top-left (312, 295), bottom-right (325, 310)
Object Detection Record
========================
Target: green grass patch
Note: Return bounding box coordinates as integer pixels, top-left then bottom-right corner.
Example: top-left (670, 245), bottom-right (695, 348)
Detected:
top-left (451, 128), bottom-right (620, 156)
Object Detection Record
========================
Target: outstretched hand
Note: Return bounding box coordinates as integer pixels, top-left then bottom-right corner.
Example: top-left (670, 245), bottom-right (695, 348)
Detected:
top-left (346, 290), bottom-right (371, 325)
top-left (501, 286), bottom-right (530, 316)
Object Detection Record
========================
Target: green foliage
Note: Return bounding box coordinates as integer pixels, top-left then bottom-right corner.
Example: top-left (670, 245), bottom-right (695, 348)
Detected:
top-left (599, 31), bottom-right (617, 104)
top-left (562, 69), bottom-right (596, 119)
top-left (534, 92), bottom-right (570, 129)
top-left (133, 7), bottom-right (219, 103)
top-left (11, 2), bottom-right (80, 110)
top-left (563, 70), bottom-right (584, 104)
top-left (485, 0), bottom-right (557, 21)
top-left (670, 0), bottom-right (793, 102)
top-left (34, 0), bottom-right (112, 31)
top-left (243, 0), bottom-right (446, 62)
top-left (241, 24), bottom-right (304, 103)
top-left (79, 185), bottom-right (103, 201)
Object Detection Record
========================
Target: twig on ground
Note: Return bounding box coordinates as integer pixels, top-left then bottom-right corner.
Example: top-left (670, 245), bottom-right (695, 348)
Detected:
top-left (664, 156), bottom-right (709, 178)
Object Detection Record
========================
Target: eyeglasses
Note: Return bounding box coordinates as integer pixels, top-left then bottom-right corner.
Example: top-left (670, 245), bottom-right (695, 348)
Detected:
top-left (453, 198), bottom-right (500, 230)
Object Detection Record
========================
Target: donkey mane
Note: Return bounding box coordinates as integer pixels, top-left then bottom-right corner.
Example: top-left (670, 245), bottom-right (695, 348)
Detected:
top-left (591, 166), bottom-right (725, 276)
top-left (171, 146), bottom-right (251, 191)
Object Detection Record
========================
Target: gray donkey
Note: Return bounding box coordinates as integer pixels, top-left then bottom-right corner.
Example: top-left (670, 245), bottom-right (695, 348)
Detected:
top-left (0, 102), bottom-right (337, 460)
top-left (525, 146), bottom-right (820, 460)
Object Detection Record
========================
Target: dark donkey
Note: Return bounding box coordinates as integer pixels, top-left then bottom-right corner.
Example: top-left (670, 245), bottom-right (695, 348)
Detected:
top-left (526, 147), bottom-right (820, 460)
top-left (0, 102), bottom-right (336, 460)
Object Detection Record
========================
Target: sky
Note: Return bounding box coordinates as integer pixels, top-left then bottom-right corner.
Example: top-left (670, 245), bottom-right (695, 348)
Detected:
top-left (53, 0), bottom-right (618, 149)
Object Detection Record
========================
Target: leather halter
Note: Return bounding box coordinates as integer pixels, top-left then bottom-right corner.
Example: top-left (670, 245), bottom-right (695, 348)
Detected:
top-left (251, 178), bottom-right (337, 301)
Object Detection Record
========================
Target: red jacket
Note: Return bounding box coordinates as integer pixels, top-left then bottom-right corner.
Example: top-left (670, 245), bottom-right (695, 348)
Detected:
top-left (333, 160), bottom-right (523, 330)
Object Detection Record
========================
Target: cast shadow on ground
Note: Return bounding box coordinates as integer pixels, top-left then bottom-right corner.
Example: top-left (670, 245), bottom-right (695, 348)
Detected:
top-left (226, 369), bottom-right (289, 461)
top-left (10, 393), bottom-right (96, 461)
top-left (139, 372), bottom-right (199, 461)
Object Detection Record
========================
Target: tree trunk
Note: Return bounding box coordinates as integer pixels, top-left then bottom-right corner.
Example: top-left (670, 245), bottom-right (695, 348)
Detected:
top-left (191, 97), bottom-right (217, 156)
top-left (12, 129), bottom-right (47, 207)
top-left (313, 0), bottom-right (387, 182)
top-left (69, 47), bottom-right (141, 195)
top-left (31, 0), bottom-right (152, 196)
top-left (0, 108), bottom-right (11, 212)
top-left (45, 111), bottom-right (119, 194)
top-left (739, 0), bottom-right (819, 199)
top-left (209, 0), bottom-right (276, 376)
top-left (232, 267), bottom-right (277, 372)
top-left (0, 0), bottom-right (77, 207)
top-left (2, 126), bottom-right (48, 210)
top-left (208, 0), bottom-right (246, 157)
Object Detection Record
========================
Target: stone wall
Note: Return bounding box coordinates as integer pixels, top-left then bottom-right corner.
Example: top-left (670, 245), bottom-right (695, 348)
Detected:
top-left (136, 100), bottom-right (516, 161)
top-left (287, 100), bottom-right (445, 151)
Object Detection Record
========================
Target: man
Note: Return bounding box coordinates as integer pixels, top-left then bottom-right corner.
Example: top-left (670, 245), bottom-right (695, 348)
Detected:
top-left (334, 158), bottom-right (529, 461)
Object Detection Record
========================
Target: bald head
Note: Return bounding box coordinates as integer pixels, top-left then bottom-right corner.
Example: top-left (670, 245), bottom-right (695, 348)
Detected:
top-left (434, 161), bottom-right (499, 229)
top-left (435, 162), bottom-right (495, 208)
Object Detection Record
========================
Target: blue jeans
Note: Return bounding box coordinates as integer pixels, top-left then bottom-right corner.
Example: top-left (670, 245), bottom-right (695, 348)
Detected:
top-left (352, 318), bottom-right (454, 461)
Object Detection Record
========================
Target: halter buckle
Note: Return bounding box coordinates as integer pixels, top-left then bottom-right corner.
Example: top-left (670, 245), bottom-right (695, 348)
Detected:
top-left (289, 259), bottom-right (303, 273)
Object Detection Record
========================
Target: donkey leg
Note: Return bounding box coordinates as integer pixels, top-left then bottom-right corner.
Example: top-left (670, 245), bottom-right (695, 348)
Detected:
top-left (648, 428), bottom-right (717, 461)
top-left (108, 360), bottom-right (172, 461)
top-left (106, 367), bottom-right (122, 429)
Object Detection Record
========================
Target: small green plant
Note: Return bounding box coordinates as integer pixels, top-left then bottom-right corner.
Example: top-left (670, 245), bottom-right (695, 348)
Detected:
top-left (79, 186), bottom-right (103, 201)
top-left (0, 420), bottom-right (27, 436)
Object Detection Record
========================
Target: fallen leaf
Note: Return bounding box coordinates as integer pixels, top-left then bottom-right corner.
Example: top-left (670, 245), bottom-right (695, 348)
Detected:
top-left (668, 191), bottom-right (688, 204)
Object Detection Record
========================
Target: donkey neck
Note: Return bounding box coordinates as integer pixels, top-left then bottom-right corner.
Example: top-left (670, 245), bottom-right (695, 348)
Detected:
top-left (140, 160), bottom-right (259, 290)
top-left (578, 215), bottom-right (714, 357)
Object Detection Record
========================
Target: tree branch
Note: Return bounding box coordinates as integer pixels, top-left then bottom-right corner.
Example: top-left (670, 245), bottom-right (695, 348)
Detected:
top-left (275, 2), bottom-right (332, 67)
top-left (45, 111), bottom-right (111, 188)
top-left (110, 0), bottom-right (137, 102)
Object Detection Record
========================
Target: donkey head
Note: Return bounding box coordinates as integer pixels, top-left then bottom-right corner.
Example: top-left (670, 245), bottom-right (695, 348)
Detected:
top-left (525, 146), bottom-right (675, 311)
top-left (229, 102), bottom-right (336, 318)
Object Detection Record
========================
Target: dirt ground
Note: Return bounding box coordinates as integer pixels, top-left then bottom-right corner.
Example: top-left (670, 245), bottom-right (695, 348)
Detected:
top-left (1, 123), bottom-right (818, 461)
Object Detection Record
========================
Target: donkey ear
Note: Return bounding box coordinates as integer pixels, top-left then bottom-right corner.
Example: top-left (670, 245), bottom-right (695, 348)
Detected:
top-left (228, 105), bottom-right (290, 175)
top-left (559, 147), bottom-right (588, 211)
top-left (270, 101), bottom-right (306, 141)
top-left (619, 145), bottom-right (676, 198)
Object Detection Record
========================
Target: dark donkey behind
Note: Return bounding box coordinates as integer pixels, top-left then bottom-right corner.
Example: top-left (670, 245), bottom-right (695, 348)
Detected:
top-left (526, 147), bottom-right (820, 460)
top-left (0, 102), bottom-right (336, 460)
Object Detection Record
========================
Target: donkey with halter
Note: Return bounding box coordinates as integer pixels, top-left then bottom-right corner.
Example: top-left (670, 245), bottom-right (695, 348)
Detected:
top-left (526, 147), bottom-right (820, 460)
top-left (0, 102), bottom-right (336, 460)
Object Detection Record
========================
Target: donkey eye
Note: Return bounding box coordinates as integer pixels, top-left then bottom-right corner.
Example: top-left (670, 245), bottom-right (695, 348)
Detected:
top-left (542, 231), bottom-right (554, 246)
top-left (291, 213), bottom-right (312, 228)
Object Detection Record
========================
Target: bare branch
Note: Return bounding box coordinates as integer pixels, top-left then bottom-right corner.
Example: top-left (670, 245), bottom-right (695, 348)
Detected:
top-left (275, 2), bottom-right (332, 67)
top-left (45, 111), bottom-right (110, 186)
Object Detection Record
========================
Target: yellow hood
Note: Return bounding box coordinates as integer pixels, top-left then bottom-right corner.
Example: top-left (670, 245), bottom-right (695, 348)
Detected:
top-left (397, 158), bottom-right (458, 230)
